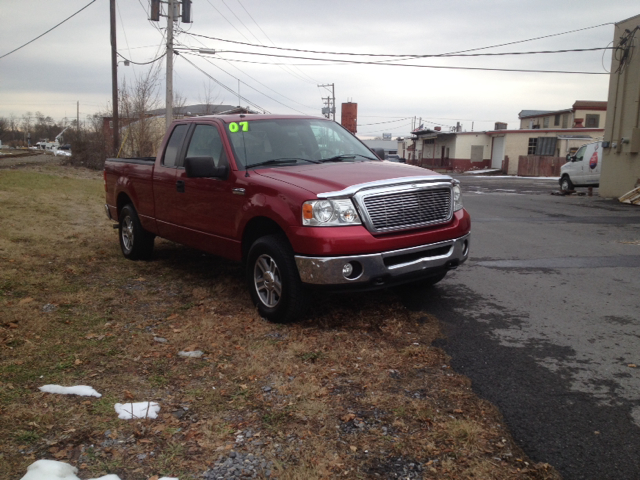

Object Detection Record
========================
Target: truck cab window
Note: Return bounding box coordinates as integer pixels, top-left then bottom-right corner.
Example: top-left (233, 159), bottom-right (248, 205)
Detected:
top-left (575, 146), bottom-right (586, 162)
top-left (185, 125), bottom-right (226, 167)
top-left (163, 124), bottom-right (188, 167)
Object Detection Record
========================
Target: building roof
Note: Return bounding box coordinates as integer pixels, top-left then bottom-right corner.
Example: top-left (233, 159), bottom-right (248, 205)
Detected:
top-left (572, 100), bottom-right (607, 111)
top-left (518, 110), bottom-right (555, 119)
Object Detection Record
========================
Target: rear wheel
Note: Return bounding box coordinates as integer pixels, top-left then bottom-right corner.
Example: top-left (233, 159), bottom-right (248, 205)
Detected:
top-left (119, 204), bottom-right (155, 260)
top-left (560, 175), bottom-right (574, 192)
top-left (247, 234), bottom-right (307, 323)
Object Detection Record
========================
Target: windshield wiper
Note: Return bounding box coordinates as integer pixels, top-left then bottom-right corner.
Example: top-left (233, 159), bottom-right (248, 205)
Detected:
top-left (318, 153), bottom-right (377, 163)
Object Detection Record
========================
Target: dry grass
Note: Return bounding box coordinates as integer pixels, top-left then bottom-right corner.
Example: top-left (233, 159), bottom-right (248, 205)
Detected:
top-left (0, 165), bottom-right (560, 479)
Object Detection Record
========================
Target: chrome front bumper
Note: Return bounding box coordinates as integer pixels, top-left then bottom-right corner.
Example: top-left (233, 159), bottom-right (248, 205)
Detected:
top-left (295, 234), bottom-right (470, 285)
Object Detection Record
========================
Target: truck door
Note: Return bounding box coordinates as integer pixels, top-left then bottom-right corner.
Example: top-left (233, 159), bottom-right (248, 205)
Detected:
top-left (152, 123), bottom-right (189, 239)
top-left (570, 144), bottom-right (587, 185)
top-left (585, 142), bottom-right (601, 185)
top-left (173, 123), bottom-right (244, 258)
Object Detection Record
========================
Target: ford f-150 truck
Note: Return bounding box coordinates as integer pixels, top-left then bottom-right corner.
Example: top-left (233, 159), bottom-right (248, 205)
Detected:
top-left (104, 115), bottom-right (470, 322)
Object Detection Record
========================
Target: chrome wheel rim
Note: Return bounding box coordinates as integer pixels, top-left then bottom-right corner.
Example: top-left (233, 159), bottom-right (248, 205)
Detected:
top-left (254, 254), bottom-right (282, 308)
top-left (122, 216), bottom-right (134, 251)
top-left (561, 179), bottom-right (569, 191)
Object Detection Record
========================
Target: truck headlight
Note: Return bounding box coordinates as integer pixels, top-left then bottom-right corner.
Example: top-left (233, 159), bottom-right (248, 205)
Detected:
top-left (453, 184), bottom-right (463, 211)
top-left (302, 199), bottom-right (361, 226)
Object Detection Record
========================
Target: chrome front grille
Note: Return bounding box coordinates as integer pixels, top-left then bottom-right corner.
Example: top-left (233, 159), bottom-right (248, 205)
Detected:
top-left (360, 186), bottom-right (452, 233)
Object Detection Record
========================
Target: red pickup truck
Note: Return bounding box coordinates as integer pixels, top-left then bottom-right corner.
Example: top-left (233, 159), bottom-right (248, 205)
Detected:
top-left (104, 115), bottom-right (470, 322)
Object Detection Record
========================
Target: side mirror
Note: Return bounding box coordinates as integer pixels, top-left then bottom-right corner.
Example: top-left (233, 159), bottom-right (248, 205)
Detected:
top-left (371, 148), bottom-right (385, 160)
top-left (565, 154), bottom-right (575, 162)
top-left (185, 156), bottom-right (228, 178)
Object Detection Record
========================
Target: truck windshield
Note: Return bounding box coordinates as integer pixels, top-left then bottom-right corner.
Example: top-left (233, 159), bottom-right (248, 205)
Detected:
top-left (225, 118), bottom-right (378, 170)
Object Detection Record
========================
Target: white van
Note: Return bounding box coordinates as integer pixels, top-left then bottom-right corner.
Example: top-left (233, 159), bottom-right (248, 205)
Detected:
top-left (559, 141), bottom-right (602, 191)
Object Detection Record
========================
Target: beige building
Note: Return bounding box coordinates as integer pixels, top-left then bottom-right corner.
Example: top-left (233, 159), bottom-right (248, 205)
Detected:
top-left (600, 14), bottom-right (640, 198)
top-left (399, 104), bottom-right (604, 174)
top-left (518, 101), bottom-right (607, 130)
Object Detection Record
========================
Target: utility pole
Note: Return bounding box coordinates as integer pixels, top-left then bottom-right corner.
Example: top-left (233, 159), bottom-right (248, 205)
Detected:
top-left (318, 83), bottom-right (335, 121)
top-left (110, 0), bottom-right (119, 154)
top-left (77, 101), bottom-right (80, 137)
top-left (166, 0), bottom-right (174, 130)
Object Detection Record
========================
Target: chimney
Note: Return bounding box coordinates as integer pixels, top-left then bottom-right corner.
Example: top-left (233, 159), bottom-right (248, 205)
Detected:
top-left (434, 126), bottom-right (441, 131)
top-left (574, 118), bottom-right (584, 128)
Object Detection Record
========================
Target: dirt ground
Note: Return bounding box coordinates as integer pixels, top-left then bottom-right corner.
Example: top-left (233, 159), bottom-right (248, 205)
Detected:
top-left (0, 164), bottom-right (561, 480)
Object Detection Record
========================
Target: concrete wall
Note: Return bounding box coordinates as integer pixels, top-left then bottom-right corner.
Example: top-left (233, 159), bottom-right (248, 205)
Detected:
top-left (454, 133), bottom-right (492, 161)
top-left (600, 14), bottom-right (640, 198)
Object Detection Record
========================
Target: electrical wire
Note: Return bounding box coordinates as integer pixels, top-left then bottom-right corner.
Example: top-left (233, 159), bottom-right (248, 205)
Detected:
top-left (117, 51), bottom-right (167, 66)
top-left (173, 39), bottom-right (317, 114)
top-left (358, 117), bottom-right (412, 126)
top-left (179, 31), bottom-right (612, 60)
top-left (182, 51), bottom-right (309, 114)
top-left (175, 35), bottom-right (319, 111)
top-left (234, 0), bottom-right (320, 84)
top-left (0, 0), bottom-right (98, 60)
top-left (188, 49), bottom-right (610, 74)
top-left (177, 52), bottom-right (269, 113)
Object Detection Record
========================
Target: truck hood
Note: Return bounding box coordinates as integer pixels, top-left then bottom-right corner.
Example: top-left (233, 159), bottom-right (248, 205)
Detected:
top-left (255, 161), bottom-right (447, 196)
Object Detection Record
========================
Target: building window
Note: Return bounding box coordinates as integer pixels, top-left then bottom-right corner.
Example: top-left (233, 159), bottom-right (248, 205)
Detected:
top-left (528, 138), bottom-right (537, 154)
top-left (585, 114), bottom-right (600, 128)
top-left (554, 114), bottom-right (561, 126)
top-left (562, 114), bottom-right (568, 128)
top-left (543, 117), bottom-right (549, 128)
top-left (536, 137), bottom-right (557, 156)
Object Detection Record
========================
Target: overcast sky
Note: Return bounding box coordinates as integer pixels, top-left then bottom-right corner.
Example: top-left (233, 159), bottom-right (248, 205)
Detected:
top-left (0, 1), bottom-right (637, 137)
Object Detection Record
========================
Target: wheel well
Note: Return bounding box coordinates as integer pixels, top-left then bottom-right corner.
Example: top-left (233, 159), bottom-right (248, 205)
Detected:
top-left (116, 193), bottom-right (133, 216)
top-left (241, 217), bottom-right (286, 263)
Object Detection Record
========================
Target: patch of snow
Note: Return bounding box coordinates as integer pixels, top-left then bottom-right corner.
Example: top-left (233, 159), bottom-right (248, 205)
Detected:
top-left (114, 401), bottom-right (160, 419)
top-left (20, 460), bottom-right (79, 480)
top-left (178, 350), bottom-right (203, 358)
top-left (39, 385), bottom-right (102, 397)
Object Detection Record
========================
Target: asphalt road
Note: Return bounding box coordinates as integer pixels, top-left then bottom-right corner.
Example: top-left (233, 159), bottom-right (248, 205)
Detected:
top-left (399, 175), bottom-right (640, 479)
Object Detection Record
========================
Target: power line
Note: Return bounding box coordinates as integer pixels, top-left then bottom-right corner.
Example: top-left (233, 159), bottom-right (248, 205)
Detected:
top-left (177, 52), bottom-right (269, 113)
top-left (0, 0), bottom-right (98, 60)
top-left (117, 51), bottom-right (166, 66)
top-left (180, 29), bottom-right (613, 60)
top-left (179, 48), bottom-right (314, 114)
top-left (358, 117), bottom-right (412, 126)
top-left (234, 0), bottom-right (319, 84)
top-left (191, 50), bottom-right (610, 75)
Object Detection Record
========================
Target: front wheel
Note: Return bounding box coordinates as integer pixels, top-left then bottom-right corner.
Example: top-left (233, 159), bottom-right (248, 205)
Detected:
top-left (119, 204), bottom-right (155, 260)
top-left (560, 175), bottom-right (574, 192)
top-left (246, 234), bottom-right (307, 323)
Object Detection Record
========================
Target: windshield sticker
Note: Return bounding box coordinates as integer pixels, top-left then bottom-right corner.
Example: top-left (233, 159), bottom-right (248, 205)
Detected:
top-left (228, 121), bottom-right (249, 133)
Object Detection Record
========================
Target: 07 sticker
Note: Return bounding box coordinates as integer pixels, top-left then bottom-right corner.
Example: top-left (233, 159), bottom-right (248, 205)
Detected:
top-left (228, 121), bottom-right (249, 133)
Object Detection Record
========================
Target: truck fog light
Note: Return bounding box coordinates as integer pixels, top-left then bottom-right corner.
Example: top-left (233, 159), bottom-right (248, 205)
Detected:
top-left (342, 263), bottom-right (354, 277)
top-left (462, 239), bottom-right (469, 256)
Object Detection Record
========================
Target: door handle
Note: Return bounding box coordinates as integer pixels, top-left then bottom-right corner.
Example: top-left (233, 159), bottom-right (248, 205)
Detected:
top-left (176, 180), bottom-right (185, 193)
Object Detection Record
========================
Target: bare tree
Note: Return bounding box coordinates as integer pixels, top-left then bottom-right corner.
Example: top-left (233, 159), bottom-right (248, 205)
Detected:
top-left (173, 90), bottom-right (188, 117)
top-left (119, 65), bottom-right (164, 157)
top-left (198, 81), bottom-right (219, 115)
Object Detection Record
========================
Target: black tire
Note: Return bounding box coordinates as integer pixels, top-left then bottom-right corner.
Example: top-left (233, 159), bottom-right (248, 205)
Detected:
top-left (246, 234), bottom-right (307, 323)
top-left (119, 204), bottom-right (155, 260)
top-left (560, 175), bottom-right (574, 192)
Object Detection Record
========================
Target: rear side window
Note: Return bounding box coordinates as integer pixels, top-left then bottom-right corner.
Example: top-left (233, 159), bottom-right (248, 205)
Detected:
top-left (185, 125), bottom-right (227, 167)
top-left (162, 124), bottom-right (188, 167)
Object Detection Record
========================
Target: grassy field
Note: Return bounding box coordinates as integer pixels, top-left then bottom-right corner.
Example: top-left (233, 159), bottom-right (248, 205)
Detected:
top-left (0, 165), bottom-right (560, 479)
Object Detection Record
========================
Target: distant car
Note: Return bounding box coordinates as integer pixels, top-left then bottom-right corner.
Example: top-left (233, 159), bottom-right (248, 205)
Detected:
top-left (559, 141), bottom-right (601, 191)
top-left (54, 145), bottom-right (72, 157)
top-left (386, 154), bottom-right (402, 162)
